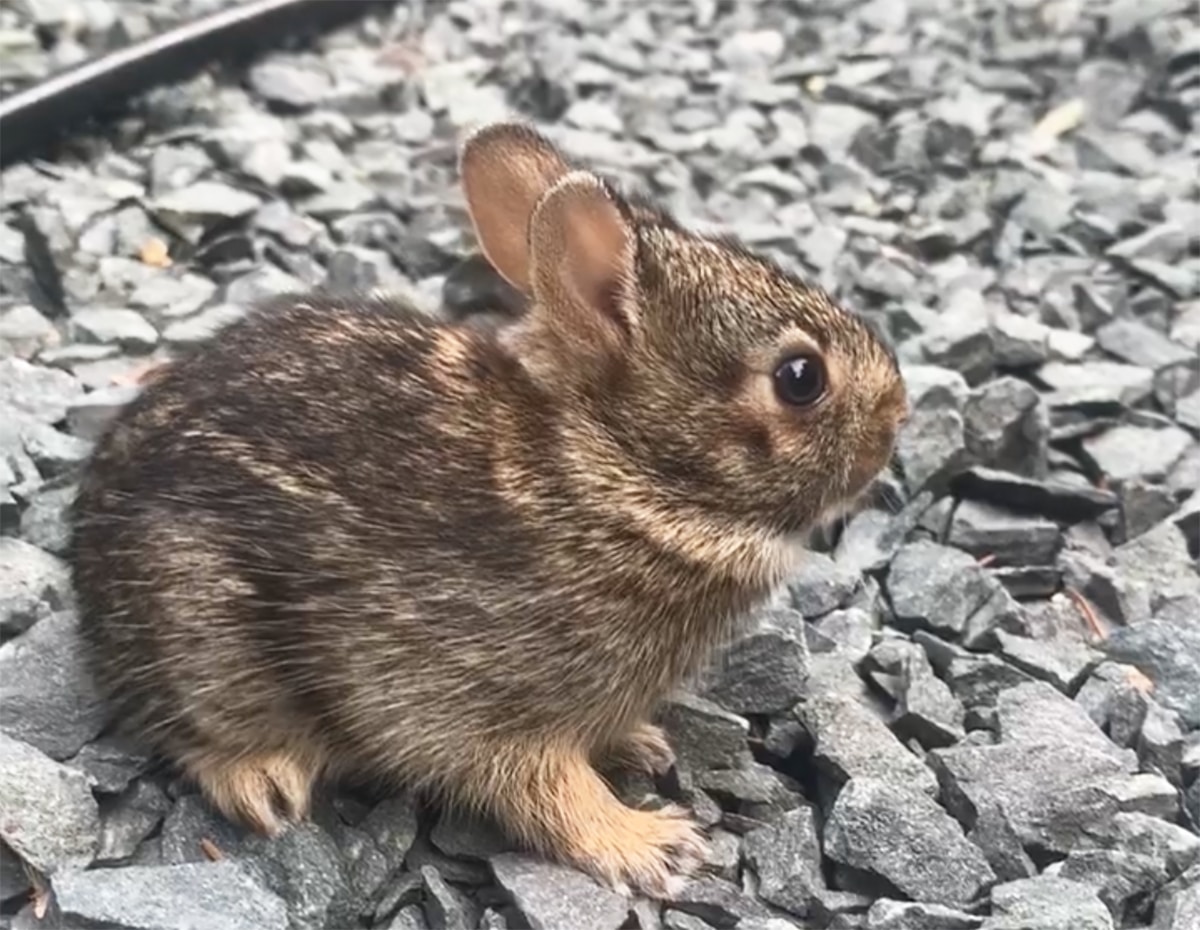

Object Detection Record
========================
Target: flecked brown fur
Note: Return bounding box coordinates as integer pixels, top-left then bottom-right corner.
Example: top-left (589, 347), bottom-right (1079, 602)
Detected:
top-left (70, 121), bottom-right (907, 898)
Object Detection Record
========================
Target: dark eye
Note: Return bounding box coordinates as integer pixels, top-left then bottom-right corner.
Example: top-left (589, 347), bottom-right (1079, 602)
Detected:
top-left (773, 355), bottom-right (826, 406)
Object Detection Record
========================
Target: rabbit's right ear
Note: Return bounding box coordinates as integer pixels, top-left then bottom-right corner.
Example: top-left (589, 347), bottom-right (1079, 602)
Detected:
top-left (459, 123), bottom-right (572, 294)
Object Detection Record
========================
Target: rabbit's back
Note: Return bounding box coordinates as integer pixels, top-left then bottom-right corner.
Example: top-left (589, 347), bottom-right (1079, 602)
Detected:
top-left (73, 298), bottom-right (543, 761)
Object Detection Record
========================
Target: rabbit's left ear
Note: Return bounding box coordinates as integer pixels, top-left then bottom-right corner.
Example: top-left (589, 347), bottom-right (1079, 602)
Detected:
top-left (459, 122), bottom-right (572, 295)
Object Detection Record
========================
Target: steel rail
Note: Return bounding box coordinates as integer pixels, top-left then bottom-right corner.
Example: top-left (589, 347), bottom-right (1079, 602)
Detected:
top-left (0, 0), bottom-right (396, 170)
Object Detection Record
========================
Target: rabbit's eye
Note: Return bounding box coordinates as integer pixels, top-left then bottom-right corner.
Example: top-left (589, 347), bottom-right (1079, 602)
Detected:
top-left (773, 355), bottom-right (826, 406)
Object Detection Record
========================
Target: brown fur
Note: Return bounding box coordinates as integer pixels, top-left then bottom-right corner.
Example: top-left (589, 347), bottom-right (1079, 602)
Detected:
top-left (69, 122), bottom-right (907, 898)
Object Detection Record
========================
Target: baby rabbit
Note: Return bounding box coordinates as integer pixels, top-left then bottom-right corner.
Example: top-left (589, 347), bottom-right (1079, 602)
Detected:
top-left (70, 121), bottom-right (908, 898)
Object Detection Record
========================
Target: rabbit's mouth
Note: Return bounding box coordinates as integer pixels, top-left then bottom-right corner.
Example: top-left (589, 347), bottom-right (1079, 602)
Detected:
top-left (799, 458), bottom-right (906, 552)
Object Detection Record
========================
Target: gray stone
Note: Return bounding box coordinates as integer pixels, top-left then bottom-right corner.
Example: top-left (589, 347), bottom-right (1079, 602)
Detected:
top-left (1096, 318), bottom-right (1194, 371)
top-left (162, 303), bottom-right (246, 346)
top-left (930, 738), bottom-right (1153, 856)
top-left (702, 606), bottom-right (808, 715)
top-left (1121, 480), bottom-right (1180, 541)
top-left (797, 692), bottom-right (938, 798)
top-left (918, 301), bottom-right (996, 386)
top-left (1129, 260), bottom-right (1198, 299)
top-left (669, 876), bottom-right (772, 927)
top-left (896, 396), bottom-right (970, 494)
top-left (0, 358), bottom-right (85, 425)
top-left (1075, 661), bottom-right (1151, 748)
top-left (1138, 700), bottom-right (1186, 787)
top-left (865, 900), bottom-right (983, 929)
top-left (990, 313), bottom-right (1050, 368)
top-left (887, 540), bottom-right (999, 637)
top-left (0, 609), bottom-right (106, 759)
top-left (248, 58), bottom-right (333, 110)
top-left (429, 808), bottom-right (512, 862)
top-left (245, 819), bottom-right (356, 930)
top-left (160, 794), bottom-right (249, 864)
top-left (786, 552), bottom-right (861, 618)
top-left (658, 693), bottom-right (752, 772)
top-left (1177, 389), bottom-right (1200, 432)
top-left (419, 864), bottom-right (477, 929)
top-left (982, 876), bottom-right (1113, 930)
top-left (965, 799), bottom-right (1036, 883)
top-left (387, 904), bottom-right (431, 930)
top-left (224, 265), bottom-right (306, 306)
top-left (303, 181), bottom-right (380, 220)
top-left (662, 911), bottom-right (715, 930)
top-left (18, 482), bottom-right (74, 556)
top-left (0, 731), bottom-right (99, 874)
top-left (1154, 864), bottom-right (1200, 929)
top-left (951, 466), bottom-right (1117, 523)
top-left (1105, 620), bottom-right (1200, 728)
top-left (947, 499), bottom-right (1060, 567)
top-left (824, 778), bottom-right (996, 907)
top-left (490, 853), bottom-right (629, 930)
top-left (0, 304), bottom-right (56, 358)
top-left (65, 736), bottom-right (151, 795)
top-left (322, 820), bottom-right (389, 906)
top-left (68, 308), bottom-right (158, 352)
top-left (809, 607), bottom-right (875, 664)
top-left (1102, 520), bottom-right (1200, 627)
top-left (1083, 424), bottom-right (1194, 483)
top-left (994, 630), bottom-right (1098, 693)
top-left (1081, 812), bottom-right (1200, 877)
top-left (695, 761), bottom-right (802, 830)
top-left (0, 538), bottom-right (72, 637)
top-left (998, 682), bottom-right (1130, 765)
top-left (152, 181), bottom-right (263, 222)
top-left (53, 860), bottom-right (289, 930)
top-left (963, 376), bottom-right (1048, 477)
top-left (866, 639), bottom-right (965, 748)
top-left (129, 273), bottom-right (217, 318)
top-left (704, 829), bottom-right (740, 884)
top-left (21, 423), bottom-right (91, 477)
top-left (833, 491), bottom-right (932, 575)
top-left (1058, 848), bottom-right (1177, 922)
top-left (65, 384), bottom-right (141, 441)
top-left (0, 842), bottom-right (31, 903)
top-left (96, 779), bottom-right (172, 862)
top-left (1039, 360), bottom-right (1154, 410)
top-left (742, 806), bottom-right (825, 918)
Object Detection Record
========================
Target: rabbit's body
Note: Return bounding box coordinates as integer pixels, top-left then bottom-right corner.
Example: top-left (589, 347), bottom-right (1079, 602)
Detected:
top-left (71, 123), bottom-right (907, 897)
top-left (74, 293), bottom-right (779, 771)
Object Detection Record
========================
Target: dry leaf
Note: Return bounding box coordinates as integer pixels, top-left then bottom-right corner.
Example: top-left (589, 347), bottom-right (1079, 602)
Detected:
top-left (110, 360), bottom-right (170, 387)
top-left (199, 837), bottom-right (224, 861)
top-left (139, 237), bottom-right (172, 268)
top-left (1028, 98), bottom-right (1085, 155)
top-left (1125, 667), bottom-right (1155, 695)
top-left (29, 872), bottom-right (50, 920)
top-left (377, 40), bottom-right (425, 75)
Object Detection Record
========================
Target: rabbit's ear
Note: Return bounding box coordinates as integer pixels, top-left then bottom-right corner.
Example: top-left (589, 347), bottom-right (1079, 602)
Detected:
top-left (526, 171), bottom-right (639, 359)
top-left (459, 122), bottom-right (572, 294)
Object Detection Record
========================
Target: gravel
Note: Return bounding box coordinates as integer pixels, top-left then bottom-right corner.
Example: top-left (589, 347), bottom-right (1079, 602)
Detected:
top-left (490, 855), bottom-right (629, 930)
top-left (52, 860), bottom-right (290, 930)
top-left (0, 731), bottom-right (99, 875)
top-left (1, 0), bottom-right (1197, 926)
top-left (824, 778), bottom-right (996, 907)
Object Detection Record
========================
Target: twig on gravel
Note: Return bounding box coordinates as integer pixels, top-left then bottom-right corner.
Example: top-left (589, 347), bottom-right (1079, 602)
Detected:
top-left (199, 837), bottom-right (225, 862)
top-left (1064, 587), bottom-right (1106, 642)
